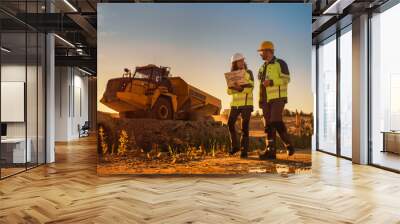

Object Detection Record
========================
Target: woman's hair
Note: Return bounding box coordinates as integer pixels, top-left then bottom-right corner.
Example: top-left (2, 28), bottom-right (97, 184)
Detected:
top-left (231, 61), bottom-right (248, 72)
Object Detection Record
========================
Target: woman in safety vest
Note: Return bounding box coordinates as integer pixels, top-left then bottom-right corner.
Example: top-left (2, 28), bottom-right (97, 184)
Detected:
top-left (227, 53), bottom-right (254, 159)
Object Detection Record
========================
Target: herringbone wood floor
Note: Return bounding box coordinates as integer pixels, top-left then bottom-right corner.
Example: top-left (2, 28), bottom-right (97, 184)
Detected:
top-left (1, 137), bottom-right (400, 224)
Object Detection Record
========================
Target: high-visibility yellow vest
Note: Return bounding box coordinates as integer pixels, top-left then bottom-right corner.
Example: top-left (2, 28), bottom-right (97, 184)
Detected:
top-left (258, 57), bottom-right (290, 104)
top-left (227, 70), bottom-right (254, 108)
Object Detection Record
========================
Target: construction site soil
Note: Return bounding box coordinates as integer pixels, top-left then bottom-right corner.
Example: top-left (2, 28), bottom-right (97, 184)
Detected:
top-left (97, 112), bottom-right (311, 175)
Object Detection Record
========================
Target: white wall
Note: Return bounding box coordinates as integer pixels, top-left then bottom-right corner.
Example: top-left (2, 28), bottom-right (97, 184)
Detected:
top-left (1, 63), bottom-right (46, 164)
top-left (1, 65), bottom-right (26, 141)
top-left (72, 73), bottom-right (89, 138)
top-left (55, 67), bottom-right (89, 141)
top-left (1, 64), bottom-right (36, 138)
top-left (55, 67), bottom-right (69, 141)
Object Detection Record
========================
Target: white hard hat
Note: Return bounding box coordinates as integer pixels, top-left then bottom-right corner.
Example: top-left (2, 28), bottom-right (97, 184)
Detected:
top-left (231, 53), bottom-right (245, 63)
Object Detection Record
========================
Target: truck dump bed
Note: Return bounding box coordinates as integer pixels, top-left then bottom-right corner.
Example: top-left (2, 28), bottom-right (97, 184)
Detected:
top-left (169, 77), bottom-right (221, 116)
top-left (100, 77), bottom-right (147, 112)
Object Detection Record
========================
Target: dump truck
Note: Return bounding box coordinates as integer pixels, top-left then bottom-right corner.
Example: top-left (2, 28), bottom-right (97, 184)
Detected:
top-left (100, 64), bottom-right (221, 120)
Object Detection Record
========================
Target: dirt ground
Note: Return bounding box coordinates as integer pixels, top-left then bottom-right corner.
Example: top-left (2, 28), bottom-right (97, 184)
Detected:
top-left (97, 150), bottom-right (311, 176)
top-left (97, 112), bottom-right (312, 175)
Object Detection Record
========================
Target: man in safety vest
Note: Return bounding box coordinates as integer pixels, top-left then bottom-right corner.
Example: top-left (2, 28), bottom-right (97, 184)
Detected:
top-left (257, 41), bottom-right (294, 160)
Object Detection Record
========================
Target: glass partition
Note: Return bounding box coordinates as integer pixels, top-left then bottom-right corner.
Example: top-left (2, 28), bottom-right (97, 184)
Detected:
top-left (370, 3), bottom-right (400, 171)
top-left (1, 31), bottom-right (28, 177)
top-left (0, 1), bottom-right (46, 179)
top-left (317, 35), bottom-right (337, 154)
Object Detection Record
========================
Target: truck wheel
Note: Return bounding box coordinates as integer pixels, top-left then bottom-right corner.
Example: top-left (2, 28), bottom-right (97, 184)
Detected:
top-left (152, 97), bottom-right (173, 120)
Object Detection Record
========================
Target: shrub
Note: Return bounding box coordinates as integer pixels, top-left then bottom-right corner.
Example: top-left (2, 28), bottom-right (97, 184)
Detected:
top-left (117, 130), bottom-right (129, 156)
top-left (98, 126), bottom-right (109, 155)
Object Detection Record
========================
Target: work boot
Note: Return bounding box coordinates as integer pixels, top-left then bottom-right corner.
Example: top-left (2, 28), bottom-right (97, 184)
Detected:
top-left (229, 147), bottom-right (240, 155)
top-left (287, 145), bottom-right (295, 156)
top-left (240, 150), bottom-right (248, 159)
top-left (259, 147), bottom-right (276, 160)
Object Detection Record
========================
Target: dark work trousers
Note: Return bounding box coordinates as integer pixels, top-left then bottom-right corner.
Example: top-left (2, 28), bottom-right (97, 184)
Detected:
top-left (228, 106), bottom-right (253, 152)
top-left (261, 100), bottom-right (292, 148)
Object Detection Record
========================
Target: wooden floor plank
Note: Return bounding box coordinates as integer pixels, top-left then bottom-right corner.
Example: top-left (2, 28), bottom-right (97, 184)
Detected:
top-left (0, 136), bottom-right (400, 223)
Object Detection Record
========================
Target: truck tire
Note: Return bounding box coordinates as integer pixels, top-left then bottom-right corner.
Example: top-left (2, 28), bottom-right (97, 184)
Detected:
top-left (152, 97), bottom-right (173, 120)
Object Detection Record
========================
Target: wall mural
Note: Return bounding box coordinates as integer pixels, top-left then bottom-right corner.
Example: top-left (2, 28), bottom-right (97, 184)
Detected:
top-left (97, 3), bottom-right (312, 175)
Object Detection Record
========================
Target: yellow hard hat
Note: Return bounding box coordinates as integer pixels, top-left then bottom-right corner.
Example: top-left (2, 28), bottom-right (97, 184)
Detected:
top-left (258, 41), bottom-right (274, 51)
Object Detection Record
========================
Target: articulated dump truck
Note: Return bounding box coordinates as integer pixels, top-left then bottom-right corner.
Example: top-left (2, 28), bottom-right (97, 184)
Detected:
top-left (100, 64), bottom-right (221, 120)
